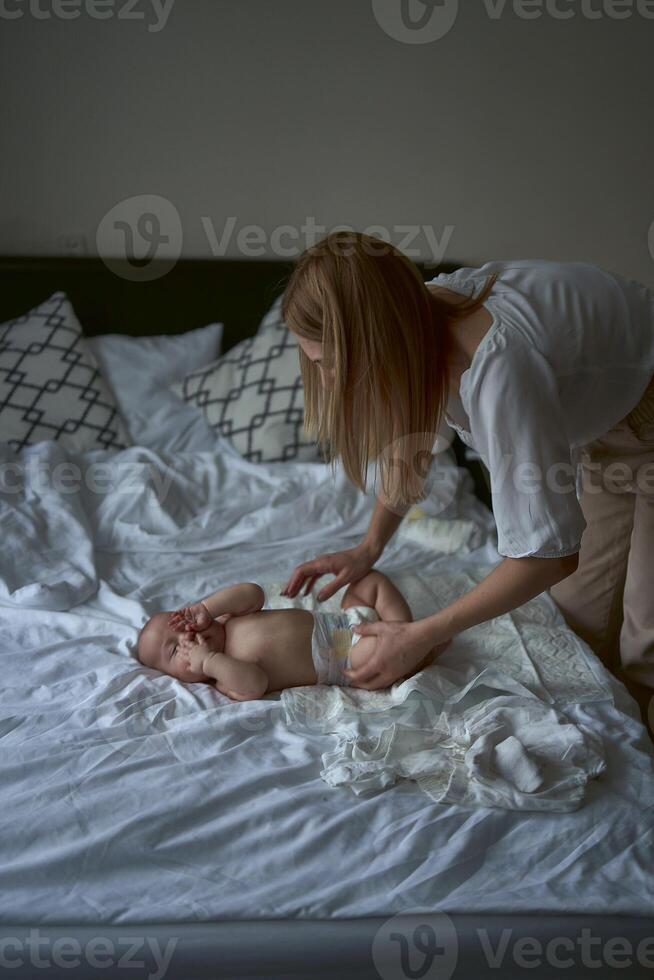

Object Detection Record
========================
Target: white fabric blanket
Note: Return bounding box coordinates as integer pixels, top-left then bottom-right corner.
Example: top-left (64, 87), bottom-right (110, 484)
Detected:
top-left (2, 438), bottom-right (653, 925)
top-left (277, 567), bottom-right (612, 812)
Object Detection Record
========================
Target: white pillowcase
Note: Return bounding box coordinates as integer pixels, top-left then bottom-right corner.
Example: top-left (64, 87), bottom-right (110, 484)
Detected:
top-left (0, 293), bottom-right (130, 453)
top-left (88, 322), bottom-right (223, 452)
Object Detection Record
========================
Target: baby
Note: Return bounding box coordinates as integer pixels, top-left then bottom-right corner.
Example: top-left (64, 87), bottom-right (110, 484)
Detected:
top-left (136, 570), bottom-right (444, 700)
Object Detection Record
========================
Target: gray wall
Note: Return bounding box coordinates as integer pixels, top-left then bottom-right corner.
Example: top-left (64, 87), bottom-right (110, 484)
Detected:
top-left (1, 0), bottom-right (653, 285)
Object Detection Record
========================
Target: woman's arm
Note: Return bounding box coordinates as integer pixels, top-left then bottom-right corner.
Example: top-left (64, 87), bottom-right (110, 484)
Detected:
top-left (361, 494), bottom-right (412, 560)
top-left (346, 553), bottom-right (579, 688)
top-left (281, 494), bottom-right (412, 601)
top-left (419, 553), bottom-right (578, 642)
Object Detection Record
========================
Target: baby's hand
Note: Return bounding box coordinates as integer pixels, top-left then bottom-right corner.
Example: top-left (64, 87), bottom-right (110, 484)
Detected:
top-left (178, 632), bottom-right (211, 675)
top-left (169, 601), bottom-right (212, 634)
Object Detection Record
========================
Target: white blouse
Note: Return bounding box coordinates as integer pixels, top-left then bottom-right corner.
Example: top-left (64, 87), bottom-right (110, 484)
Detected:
top-left (427, 259), bottom-right (654, 559)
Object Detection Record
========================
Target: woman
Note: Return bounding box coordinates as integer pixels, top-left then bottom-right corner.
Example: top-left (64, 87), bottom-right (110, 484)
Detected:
top-left (280, 231), bottom-right (654, 713)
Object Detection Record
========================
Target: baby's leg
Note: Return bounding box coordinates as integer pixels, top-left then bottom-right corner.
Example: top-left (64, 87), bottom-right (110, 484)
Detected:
top-left (202, 652), bottom-right (268, 701)
top-left (348, 633), bottom-right (378, 673)
top-left (341, 570), bottom-right (412, 623)
top-left (342, 571), bottom-right (449, 674)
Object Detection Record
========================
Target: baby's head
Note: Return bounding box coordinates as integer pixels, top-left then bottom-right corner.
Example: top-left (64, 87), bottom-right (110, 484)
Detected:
top-left (137, 612), bottom-right (223, 683)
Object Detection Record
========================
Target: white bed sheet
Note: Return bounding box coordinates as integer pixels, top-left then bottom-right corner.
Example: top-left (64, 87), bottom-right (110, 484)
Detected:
top-left (0, 437), bottom-right (653, 926)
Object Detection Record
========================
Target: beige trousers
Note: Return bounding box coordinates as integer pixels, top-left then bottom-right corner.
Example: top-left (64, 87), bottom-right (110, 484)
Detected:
top-left (550, 373), bottom-right (654, 698)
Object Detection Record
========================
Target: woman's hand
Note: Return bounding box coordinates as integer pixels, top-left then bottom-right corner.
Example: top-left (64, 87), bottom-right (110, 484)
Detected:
top-left (344, 620), bottom-right (451, 690)
top-left (281, 543), bottom-right (378, 603)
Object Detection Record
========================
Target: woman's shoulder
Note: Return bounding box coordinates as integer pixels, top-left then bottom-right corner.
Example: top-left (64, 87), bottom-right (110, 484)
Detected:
top-left (426, 280), bottom-right (471, 304)
top-left (426, 261), bottom-right (534, 308)
top-left (425, 259), bottom-right (532, 284)
top-left (462, 320), bottom-right (550, 405)
top-left (427, 258), bottom-right (610, 290)
top-left (425, 263), bottom-right (497, 292)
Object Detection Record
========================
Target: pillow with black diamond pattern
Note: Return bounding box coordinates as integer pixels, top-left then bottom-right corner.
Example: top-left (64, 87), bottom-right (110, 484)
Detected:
top-left (0, 292), bottom-right (130, 452)
top-left (170, 295), bottom-right (322, 463)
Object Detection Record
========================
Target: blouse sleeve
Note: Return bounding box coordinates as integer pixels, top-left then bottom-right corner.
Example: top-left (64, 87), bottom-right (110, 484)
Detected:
top-left (466, 329), bottom-right (586, 558)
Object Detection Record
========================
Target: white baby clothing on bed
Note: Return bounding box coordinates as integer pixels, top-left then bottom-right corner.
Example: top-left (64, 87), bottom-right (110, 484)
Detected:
top-left (310, 605), bottom-right (379, 686)
top-left (318, 693), bottom-right (606, 813)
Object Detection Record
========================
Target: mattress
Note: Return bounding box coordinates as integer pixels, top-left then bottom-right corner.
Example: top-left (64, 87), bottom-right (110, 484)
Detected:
top-left (1, 435), bottom-right (653, 979)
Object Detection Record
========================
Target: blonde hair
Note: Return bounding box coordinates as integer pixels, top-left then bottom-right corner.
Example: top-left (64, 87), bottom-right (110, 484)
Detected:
top-left (281, 231), bottom-right (497, 509)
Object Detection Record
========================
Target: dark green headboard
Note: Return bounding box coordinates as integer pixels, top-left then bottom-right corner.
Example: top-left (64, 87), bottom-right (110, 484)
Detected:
top-left (0, 256), bottom-right (461, 353)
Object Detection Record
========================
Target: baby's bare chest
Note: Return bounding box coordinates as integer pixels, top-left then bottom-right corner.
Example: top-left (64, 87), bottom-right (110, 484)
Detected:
top-left (223, 608), bottom-right (314, 661)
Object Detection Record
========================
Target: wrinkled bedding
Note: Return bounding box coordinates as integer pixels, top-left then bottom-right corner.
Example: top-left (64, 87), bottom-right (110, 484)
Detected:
top-left (1, 437), bottom-right (653, 925)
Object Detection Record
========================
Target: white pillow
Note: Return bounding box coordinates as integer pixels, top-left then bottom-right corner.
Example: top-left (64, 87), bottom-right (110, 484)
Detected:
top-left (0, 292), bottom-right (130, 453)
top-left (170, 297), bottom-right (322, 463)
top-left (88, 322), bottom-right (223, 451)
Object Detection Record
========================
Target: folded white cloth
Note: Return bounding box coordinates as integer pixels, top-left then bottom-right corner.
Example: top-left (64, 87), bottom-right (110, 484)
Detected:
top-left (398, 510), bottom-right (486, 554)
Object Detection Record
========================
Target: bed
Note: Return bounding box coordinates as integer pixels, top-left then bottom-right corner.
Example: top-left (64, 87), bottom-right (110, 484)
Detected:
top-left (1, 257), bottom-right (653, 980)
